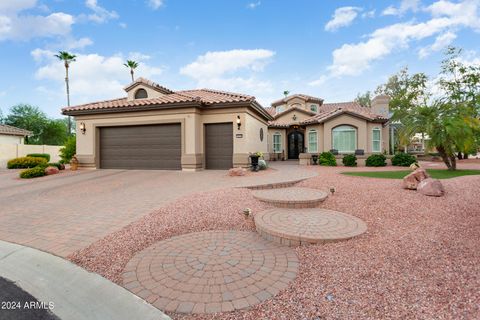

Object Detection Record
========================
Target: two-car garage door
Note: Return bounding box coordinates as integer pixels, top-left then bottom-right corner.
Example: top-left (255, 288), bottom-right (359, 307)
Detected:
top-left (100, 124), bottom-right (181, 170)
top-left (99, 123), bottom-right (233, 170)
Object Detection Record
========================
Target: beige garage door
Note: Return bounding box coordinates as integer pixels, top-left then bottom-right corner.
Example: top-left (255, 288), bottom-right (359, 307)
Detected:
top-left (100, 124), bottom-right (181, 170)
top-left (205, 123), bottom-right (233, 170)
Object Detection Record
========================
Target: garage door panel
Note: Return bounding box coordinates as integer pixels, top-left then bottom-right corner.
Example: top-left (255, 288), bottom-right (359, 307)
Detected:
top-left (100, 124), bottom-right (181, 170)
top-left (205, 123), bottom-right (233, 170)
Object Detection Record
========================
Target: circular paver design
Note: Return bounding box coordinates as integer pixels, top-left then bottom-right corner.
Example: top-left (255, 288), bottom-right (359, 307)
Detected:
top-left (255, 208), bottom-right (367, 246)
top-left (122, 231), bottom-right (298, 314)
top-left (253, 187), bottom-right (328, 208)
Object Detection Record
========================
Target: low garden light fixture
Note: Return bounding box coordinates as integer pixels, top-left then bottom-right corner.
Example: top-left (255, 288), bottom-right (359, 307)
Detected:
top-left (237, 115), bottom-right (241, 130)
top-left (79, 122), bottom-right (86, 134)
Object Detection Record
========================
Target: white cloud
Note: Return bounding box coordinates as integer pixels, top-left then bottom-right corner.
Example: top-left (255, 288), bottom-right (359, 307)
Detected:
top-left (33, 51), bottom-right (163, 105)
top-left (247, 1), bottom-right (261, 9)
top-left (418, 31), bottom-right (457, 58)
top-left (328, 0), bottom-right (480, 77)
top-left (119, 22), bottom-right (127, 29)
top-left (308, 75), bottom-right (328, 87)
top-left (83, 0), bottom-right (118, 23)
top-left (362, 10), bottom-right (376, 19)
top-left (325, 7), bottom-right (362, 31)
top-left (382, 0), bottom-right (421, 16)
top-left (147, 0), bottom-right (164, 10)
top-left (180, 49), bottom-right (275, 97)
top-left (0, 0), bottom-right (37, 13)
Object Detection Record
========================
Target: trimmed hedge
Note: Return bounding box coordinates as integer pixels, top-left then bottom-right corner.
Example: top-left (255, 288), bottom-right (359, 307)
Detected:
top-left (26, 153), bottom-right (50, 162)
top-left (392, 152), bottom-right (417, 167)
top-left (319, 152), bottom-right (337, 166)
top-left (20, 166), bottom-right (46, 179)
top-left (7, 157), bottom-right (47, 169)
top-left (342, 154), bottom-right (357, 167)
top-left (366, 154), bottom-right (387, 167)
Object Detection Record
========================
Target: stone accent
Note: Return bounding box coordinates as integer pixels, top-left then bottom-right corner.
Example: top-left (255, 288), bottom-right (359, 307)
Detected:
top-left (417, 178), bottom-right (445, 197)
top-left (402, 168), bottom-right (430, 190)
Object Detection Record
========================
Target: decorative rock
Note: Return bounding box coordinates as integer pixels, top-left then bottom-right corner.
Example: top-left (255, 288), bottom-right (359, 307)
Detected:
top-left (228, 167), bottom-right (246, 176)
top-left (417, 178), bottom-right (445, 197)
top-left (45, 166), bottom-right (59, 175)
top-left (409, 163), bottom-right (420, 170)
top-left (402, 168), bottom-right (430, 190)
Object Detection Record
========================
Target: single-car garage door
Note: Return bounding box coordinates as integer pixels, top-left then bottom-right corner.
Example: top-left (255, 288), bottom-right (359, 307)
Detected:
top-left (205, 123), bottom-right (233, 169)
top-left (100, 124), bottom-right (181, 170)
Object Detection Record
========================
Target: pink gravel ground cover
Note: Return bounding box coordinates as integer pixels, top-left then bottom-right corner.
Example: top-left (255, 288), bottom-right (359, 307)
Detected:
top-left (70, 164), bottom-right (479, 320)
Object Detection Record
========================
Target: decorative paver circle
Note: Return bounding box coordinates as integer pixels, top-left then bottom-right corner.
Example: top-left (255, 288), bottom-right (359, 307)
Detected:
top-left (253, 187), bottom-right (328, 208)
top-left (122, 231), bottom-right (298, 314)
top-left (255, 208), bottom-right (367, 246)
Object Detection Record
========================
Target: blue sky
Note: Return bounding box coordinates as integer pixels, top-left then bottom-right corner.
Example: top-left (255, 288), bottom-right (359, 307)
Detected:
top-left (0, 0), bottom-right (479, 117)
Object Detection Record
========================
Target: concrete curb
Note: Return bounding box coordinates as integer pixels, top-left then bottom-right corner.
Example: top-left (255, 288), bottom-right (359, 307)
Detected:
top-left (0, 240), bottom-right (170, 320)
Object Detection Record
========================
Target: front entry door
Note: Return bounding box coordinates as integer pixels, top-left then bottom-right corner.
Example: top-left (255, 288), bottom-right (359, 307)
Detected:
top-left (288, 131), bottom-right (304, 159)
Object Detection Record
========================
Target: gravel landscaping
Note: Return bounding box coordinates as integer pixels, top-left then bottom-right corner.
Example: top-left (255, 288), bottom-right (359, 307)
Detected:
top-left (70, 164), bottom-right (480, 320)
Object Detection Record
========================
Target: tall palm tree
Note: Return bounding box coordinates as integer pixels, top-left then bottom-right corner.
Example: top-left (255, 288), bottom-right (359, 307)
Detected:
top-left (55, 51), bottom-right (76, 135)
top-left (283, 90), bottom-right (290, 97)
top-left (124, 60), bottom-right (139, 82)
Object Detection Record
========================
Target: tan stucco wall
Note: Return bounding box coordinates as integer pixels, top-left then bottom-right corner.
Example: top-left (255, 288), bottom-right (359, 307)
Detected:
top-left (0, 144), bottom-right (61, 168)
top-left (0, 134), bottom-right (23, 144)
top-left (323, 114), bottom-right (368, 152)
top-left (126, 84), bottom-right (166, 101)
top-left (74, 106), bottom-right (268, 170)
top-left (274, 109), bottom-right (312, 123)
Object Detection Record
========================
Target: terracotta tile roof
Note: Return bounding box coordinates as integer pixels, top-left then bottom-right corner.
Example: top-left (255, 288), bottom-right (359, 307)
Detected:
top-left (272, 106), bottom-right (316, 119)
top-left (302, 101), bottom-right (388, 124)
top-left (271, 94), bottom-right (324, 107)
top-left (264, 106), bottom-right (276, 116)
top-left (177, 89), bottom-right (255, 104)
top-left (0, 124), bottom-right (33, 136)
top-left (123, 77), bottom-right (174, 94)
top-left (267, 121), bottom-right (291, 128)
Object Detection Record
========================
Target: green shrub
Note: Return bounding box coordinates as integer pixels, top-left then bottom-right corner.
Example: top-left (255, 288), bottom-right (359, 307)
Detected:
top-left (258, 159), bottom-right (268, 170)
top-left (366, 154), bottom-right (387, 167)
top-left (318, 152), bottom-right (337, 166)
top-left (26, 153), bottom-right (50, 162)
top-left (19, 166), bottom-right (46, 179)
top-left (59, 135), bottom-right (76, 163)
top-left (47, 162), bottom-right (65, 170)
top-left (342, 154), bottom-right (357, 167)
top-left (391, 152), bottom-right (417, 167)
top-left (7, 157), bottom-right (47, 169)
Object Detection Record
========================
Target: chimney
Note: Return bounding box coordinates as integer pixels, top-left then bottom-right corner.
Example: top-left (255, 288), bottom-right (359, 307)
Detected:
top-left (371, 95), bottom-right (390, 118)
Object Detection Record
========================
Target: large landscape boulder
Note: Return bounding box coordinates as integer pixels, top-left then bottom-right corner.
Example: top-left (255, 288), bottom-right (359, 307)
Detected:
top-left (417, 178), bottom-right (445, 197)
top-left (402, 168), bottom-right (430, 190)
top-left (44, 166), bottom-right (59, 175)
top-left (228, 167), bottom-right (246, 176)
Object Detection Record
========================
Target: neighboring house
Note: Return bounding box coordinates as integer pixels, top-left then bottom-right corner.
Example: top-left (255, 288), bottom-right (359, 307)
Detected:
top-left (62, 78), bottom-right (273, 170)
top-left (266, 94), bottom-right (390, 160)
top-left (0, 124), bottom-right (32, 144)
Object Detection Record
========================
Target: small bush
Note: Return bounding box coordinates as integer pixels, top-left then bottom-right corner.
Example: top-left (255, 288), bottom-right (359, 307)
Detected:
top-left (26, 153), bottom-right (50, 162)
top-left (60, 135), bottom-right (76, 163)
top-left (7, 157), bottom-right (47, 169)
top-left (392, 152), bottom-right (417, 167)
top-left (342, 154), bottom-right (357, 167)
top-left (366, 154), bottom-right (387, 167)
top-left (258, 159), bottom-right (268, 170)
top-left (47, 162), bottom-right (65, 170)
top-left (319, 152), bottom-right (337, 166)
top-left (19, 166), bottom-right (46, 179)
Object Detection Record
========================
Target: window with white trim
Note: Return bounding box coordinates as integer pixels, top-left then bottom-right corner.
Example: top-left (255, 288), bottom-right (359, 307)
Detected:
top-left (310, 104), bottom-right (318, 112)
top-left (273, 133), bottom-right (282, 153)
top-left (308, 130), bottom-right (318, 153)
top-left (372, 128), bottom-right (381, 152)
top-left (276, 105), bottom-right (285, 113)
top-left (332, 125), bottom-right (357, 153)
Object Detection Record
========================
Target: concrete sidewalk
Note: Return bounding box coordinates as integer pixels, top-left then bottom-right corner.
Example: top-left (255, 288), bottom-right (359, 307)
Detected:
top-left (0, 240), bottom-right (170, 320)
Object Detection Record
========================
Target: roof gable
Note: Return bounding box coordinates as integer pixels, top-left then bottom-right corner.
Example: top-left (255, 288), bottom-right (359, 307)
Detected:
top-left (271, 94), bottom-right (324, 107)
top-left (123, 77), bottom-right (174, 94)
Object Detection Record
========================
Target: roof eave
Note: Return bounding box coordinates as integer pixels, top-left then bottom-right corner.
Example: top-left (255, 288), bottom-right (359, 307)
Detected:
top-left (62, 101), bottom-right (202, 116)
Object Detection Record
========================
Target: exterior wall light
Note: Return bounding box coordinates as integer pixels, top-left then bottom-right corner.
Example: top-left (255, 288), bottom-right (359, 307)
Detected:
top-left (80, 122), bottom-right (86, 134)
top-left (237, 116), bottom-right (241, 130)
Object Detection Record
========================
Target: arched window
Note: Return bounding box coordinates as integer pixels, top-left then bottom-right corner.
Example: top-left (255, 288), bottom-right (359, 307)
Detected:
top-left (310, 104), bottom-right (318, 112)
top-left (134, 88), bottom-right (148, 99)
top-left (332, 125), bottom-right (357, 153)
top-left (308, 129), bottom-right (318, 153)
top-left (372, 127), bottom-right (381, 152)
top-left (273, 132), bottom-right (282, 153)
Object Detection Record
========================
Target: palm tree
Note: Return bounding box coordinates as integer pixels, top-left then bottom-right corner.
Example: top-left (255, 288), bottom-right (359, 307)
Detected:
top-left (283, 90), bottom-right (290, 97)
top-left (55, 51), bottom-right (76, 135)
top-left (124, 60), bottom-right (139, 82)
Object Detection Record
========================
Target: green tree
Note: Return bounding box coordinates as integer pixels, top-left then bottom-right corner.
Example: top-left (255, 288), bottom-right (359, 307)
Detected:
top-left (124, 60), bottom-right (139, 82)
top-left (40, 119), bottom-right (69, 145)
top-left (55, 51), bottom-right (76, 135)
top-left (354, 91), bottom-right (372, 107)
top-left (4, 104), bottom-right (48, 144)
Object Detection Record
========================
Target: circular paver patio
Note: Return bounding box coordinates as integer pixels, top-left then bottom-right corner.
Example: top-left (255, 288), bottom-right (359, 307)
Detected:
top-left (252, 187), bottom-right (328, 208)
top-left (255, 208), bottom-right (367, 246)
top-left (122, 230), bottom-right (298, 314)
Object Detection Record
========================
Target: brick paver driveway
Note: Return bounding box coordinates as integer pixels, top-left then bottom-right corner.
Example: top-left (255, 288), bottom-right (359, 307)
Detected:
top-left (0, 163), bottom-right (315, 257)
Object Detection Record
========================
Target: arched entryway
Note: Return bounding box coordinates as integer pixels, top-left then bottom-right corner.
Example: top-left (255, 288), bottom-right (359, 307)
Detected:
top-left (288, 131), bottom-right (304, 159)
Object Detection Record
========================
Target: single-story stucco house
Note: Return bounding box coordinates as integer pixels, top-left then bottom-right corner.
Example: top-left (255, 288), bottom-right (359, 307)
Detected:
top-left (265, 94), bottom-right (391, 161)
top-left (62, 78), bottom-right (391, 170)
top-left (0, 124), bottom-right (32, 144)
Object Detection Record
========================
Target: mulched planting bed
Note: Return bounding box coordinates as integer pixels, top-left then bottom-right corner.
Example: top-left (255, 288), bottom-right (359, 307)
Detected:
top-left (70, 167), bottom-right (480, 320)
